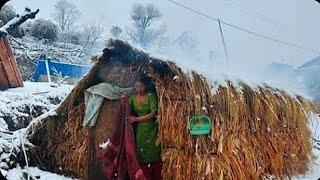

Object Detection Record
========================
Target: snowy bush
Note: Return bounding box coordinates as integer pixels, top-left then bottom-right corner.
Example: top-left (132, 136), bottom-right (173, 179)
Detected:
top-left (63, 31), bottom-right (82, 45)
top-left (8, 27), bottom-right (25, 38)
top-left (0, 4), bottom-right (16, 24)
top-left (52, 67), bottom-right (69, 85)
top-left (30, 19), bottom-right (58, 42)
top-left (20, 21), bottom-right (33, 36)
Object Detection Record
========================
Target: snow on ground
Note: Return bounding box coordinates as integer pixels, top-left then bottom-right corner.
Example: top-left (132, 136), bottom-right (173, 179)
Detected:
top-left (0, 82), bottom-right (74, 180)
top-left (293, 148), bottom-right (320, 180)
top-left (0, 81), bottom-right (73, 131)
top-left (309, 114), bottom-right (320, 144)
top-left (4, 166), bottom-right (74, 180)
top-left (0, 81), bottom-right (73, 105)
top-left (293, 114), bottom-right (320, 180)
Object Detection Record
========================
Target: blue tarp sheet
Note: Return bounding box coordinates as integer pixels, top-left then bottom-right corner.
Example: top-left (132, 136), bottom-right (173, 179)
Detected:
top-left (32, 60), bottom-right (91, 81)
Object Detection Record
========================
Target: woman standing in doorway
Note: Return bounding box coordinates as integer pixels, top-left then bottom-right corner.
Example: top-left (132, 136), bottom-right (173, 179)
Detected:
top-left (126, 75), bottom-right (162, 180)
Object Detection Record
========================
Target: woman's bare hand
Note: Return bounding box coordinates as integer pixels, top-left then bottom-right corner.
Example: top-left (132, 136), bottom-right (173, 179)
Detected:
top-left (126, 116), bottom-right (139, 123)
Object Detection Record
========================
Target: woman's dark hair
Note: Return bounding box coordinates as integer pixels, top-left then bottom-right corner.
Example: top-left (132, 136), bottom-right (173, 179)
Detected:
top-left (135, 74), bottom-right (156, 93)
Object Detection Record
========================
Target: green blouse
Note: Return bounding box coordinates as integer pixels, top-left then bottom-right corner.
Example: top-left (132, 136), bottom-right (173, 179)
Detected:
top-left (129, 92), bottom-right (161, 164)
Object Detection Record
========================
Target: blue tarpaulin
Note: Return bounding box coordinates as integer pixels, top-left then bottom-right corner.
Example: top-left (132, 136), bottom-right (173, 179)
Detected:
top-left (32, 60), bottom-right (91, 81)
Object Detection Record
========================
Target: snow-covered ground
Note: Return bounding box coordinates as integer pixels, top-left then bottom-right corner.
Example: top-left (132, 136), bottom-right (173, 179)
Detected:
top-left (4, 166), bottom-right (73, 180)
top-left (0, 82), bottom-right (74, 180)
top-left (293, 148), bottom-right (320, 180)
top-left (0, 81), bottom-right (319, 179)
top-left (0, 82), bottom-right (73, 131)
top-left (293, 114), bottom-right (320, 180)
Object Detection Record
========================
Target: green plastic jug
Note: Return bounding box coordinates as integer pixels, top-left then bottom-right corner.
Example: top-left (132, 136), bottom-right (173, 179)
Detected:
top-left (188, 115), bottom-right (211, 135)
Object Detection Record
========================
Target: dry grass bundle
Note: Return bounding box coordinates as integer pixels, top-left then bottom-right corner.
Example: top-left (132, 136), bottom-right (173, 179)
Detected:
top-left (30, 102), bottom-right (89, 178)
top-left (150, 63), bottom-right (312, 179)
top-left (162, 149), bottom-right (247, 180)
top-left (55, 102), bottom-right (88, 176)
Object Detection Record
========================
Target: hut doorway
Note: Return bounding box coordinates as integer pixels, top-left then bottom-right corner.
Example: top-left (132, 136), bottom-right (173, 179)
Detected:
top-left (86, 71), bottom-right (161, 180)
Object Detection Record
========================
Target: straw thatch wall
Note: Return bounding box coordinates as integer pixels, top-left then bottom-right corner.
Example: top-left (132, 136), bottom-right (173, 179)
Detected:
top-left (28, 39), bottom-right (313, 180)
top-left (152, 70), bottom-right (313, 179)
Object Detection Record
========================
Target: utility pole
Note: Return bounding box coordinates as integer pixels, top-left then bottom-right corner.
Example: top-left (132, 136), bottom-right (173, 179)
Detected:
top-left (218, 19), bottom-right (229, 65)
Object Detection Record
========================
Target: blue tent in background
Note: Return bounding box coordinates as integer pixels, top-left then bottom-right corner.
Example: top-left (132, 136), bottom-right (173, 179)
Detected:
top-left (32, 60), bottom-right (91, 83)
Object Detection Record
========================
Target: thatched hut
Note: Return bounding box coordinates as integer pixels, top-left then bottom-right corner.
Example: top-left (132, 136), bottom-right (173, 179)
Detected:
top-left (28, 39), bottom-right (313, 180)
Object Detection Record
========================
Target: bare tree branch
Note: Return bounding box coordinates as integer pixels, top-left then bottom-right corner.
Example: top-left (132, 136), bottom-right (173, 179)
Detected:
top-left (53, 0), bottom-right (81, 33)
top-left (79, 21), bottom-right (104, 55)
top-left (0, 8), bottom-right (39, 38)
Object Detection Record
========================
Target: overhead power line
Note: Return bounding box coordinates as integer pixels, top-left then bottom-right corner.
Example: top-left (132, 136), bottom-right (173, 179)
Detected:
top-left (166, 0), bottom-right (218, 21)
top-left (224, 0), bottom-right (289, 30)
top-left (220, 21), bottom-right (320, 54)
top-left (166, 0), bottom-right (320, 54)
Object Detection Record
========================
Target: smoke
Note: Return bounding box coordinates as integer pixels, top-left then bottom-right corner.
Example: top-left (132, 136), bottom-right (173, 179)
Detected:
top-left (150, 43), bottom-right (311, 99)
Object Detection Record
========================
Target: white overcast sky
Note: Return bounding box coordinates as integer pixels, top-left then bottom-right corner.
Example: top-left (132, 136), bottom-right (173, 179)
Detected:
top-left (5, 0), bottom-right (320, 68)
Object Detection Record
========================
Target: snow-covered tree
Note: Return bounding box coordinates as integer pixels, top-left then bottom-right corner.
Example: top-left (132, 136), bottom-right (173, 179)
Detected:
top-left (110, 25), bottom-right (123, 38)
top-left (127, 3), bottom-right (167, 49)
top-left (173, 31), bottom-right (199, 56)
top-left (30, 19), bottom-right (58, 42)
top-left (0, 4), bottom-right (16, 24)
top-left (53, 0), bottom-right (81, 33)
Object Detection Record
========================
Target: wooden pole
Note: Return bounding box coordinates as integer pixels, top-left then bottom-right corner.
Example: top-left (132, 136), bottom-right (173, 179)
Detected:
top-left (45, 60), bottom-right (52, 84)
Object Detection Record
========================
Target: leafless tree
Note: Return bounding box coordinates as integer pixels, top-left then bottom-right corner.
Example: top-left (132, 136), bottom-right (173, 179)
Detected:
top-left (127, 3), bottom-right (166, 49)
top-left (53, 0), bottom-right (81, 33)
top-left (79, 21), bottom-right (104, 56)
top-left (173, 31), bottom-right (199, 55)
